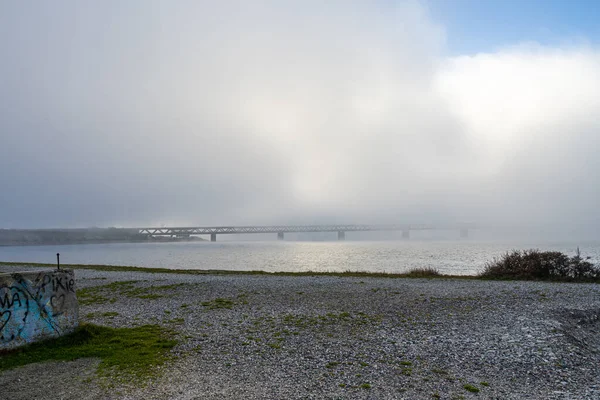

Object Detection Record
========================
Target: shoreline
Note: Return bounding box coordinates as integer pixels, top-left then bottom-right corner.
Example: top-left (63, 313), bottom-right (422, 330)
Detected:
top-left (4, 261), bottom-right (600, 283)
top-left (1, 264), bottom-right (600, 399)
top-left (0, 260), bottom-right (476, 279)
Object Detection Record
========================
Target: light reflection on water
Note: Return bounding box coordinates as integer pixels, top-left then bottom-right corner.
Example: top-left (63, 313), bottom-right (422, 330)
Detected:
top-left (2, 240), bottom-right (600, 276)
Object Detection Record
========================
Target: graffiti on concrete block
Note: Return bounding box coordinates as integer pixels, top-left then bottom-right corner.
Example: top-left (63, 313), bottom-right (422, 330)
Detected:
top-left (0, 286), bottom-right (28, 342)
top-left (0, 269), bottom-right (79, 350)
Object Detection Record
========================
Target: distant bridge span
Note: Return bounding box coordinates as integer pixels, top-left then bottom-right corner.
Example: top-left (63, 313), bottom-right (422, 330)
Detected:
top-left (137, 224), bottom-right (476, 241)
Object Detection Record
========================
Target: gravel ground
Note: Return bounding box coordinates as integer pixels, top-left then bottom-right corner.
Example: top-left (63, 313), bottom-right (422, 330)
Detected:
top-left (1, 265), bottom-right (599, 400)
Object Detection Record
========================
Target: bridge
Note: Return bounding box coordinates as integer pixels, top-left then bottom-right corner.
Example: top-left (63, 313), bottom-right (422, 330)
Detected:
top-left (137, 224), bottom-right (475, 241)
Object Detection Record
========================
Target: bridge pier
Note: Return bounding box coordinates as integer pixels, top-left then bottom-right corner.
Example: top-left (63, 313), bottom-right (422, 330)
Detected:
top-left (460, 228), bottom-right (468, 239)
top-left (337, 231), bottom-right (345, 240)
top-left (277, 232), bottom-right (284, 240)
top-left (210, 233), bottom-right (217, 242)
top-left (402, 230), bottom-right (410, 239)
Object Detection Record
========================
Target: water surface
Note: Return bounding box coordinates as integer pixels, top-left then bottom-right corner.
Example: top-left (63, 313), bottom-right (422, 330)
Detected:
top-left (2, 240), bottom-right (599, 276)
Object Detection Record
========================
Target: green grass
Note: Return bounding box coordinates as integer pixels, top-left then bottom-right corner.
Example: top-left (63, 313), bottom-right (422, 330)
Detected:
top-left (431, 368), bottom-right (448, 375)
top-left (463, 384), bottom-right (480, 393)
top-left (77, 281), bottom-right (188, 305)
top-left (0, 261), bottom-right (472, 279)
top-left (201, 297), bottom-right (236, 309)
top-left (0, 324), bottom-right (177, 382)
top-left (101, 311), bottom-right (119, 318)
top-left (82, 311), bottom-right (120, 319)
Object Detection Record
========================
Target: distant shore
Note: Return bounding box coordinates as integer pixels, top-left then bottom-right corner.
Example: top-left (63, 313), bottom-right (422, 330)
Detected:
top-left (0, 227), bottom-right (205, 247)
top-left (0, 237), bottom-right (206, 247)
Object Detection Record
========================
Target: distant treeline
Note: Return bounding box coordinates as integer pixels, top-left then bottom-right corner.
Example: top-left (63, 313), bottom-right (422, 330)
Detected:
top-left (0, 228), bottom-right (196, 246)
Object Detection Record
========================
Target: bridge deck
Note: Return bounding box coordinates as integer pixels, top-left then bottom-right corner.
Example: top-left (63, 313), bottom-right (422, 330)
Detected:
top-left (138, 224), bottom-right (473, 236)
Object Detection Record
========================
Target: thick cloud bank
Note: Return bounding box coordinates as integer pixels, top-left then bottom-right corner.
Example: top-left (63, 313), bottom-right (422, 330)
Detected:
top-left (0, 1), bottom-right (599, 232)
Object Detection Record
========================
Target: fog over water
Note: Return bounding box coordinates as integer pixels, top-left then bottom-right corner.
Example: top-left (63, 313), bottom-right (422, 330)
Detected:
top-left (1, 1), bottom-right (600, 237)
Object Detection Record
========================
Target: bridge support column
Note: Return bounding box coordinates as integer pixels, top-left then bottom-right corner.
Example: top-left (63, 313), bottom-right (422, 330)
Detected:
top-left (460, 228), bottom-right (468, 239)
top-left (402, 230), bottom-right (410, 239)
top-left (210, 233), bottom-right (217, 242)
top-left (337, 231), bottom-right (345, 240)
top-left (277, 232), bottom-right (284, 240)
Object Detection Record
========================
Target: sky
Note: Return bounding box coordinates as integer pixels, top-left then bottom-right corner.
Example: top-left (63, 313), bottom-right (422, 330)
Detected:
top-left (1, 1), bottom-right (599, 232)
top-left (428, 0), bottom-right (600, 54)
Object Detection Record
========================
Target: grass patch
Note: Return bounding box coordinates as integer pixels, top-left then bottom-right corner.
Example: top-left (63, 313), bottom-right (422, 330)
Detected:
top-left (479, 249), bottom-right (600, 282)
top-left (431, 368), bottom-right (448, 375)
top-left (0, 323), bottom-right (177, 382)
top-left (463, 384), bottom-right (480, 393)
top-left (102, 311), bottom-right (119, 317)
top-left (201, 297), bottom-right (236, 310)
top-left (77, 281), bottom-right (188, 305)
top-left (0, 261), bottom-right (471, 279)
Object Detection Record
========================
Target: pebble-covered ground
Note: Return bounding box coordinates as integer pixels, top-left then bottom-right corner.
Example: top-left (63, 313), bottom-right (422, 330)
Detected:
top-left (1, 265), bottom-right (599, 400)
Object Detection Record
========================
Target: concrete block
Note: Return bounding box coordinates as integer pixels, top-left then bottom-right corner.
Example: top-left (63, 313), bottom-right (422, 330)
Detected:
top-left (0, 269), bottom-right (79, 350)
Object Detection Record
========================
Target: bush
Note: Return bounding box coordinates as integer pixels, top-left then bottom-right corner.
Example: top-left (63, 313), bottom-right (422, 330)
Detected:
top-left (405, 267), bottom-right (442, 278)
top-left (480, 248), bottom-right (600, 282)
